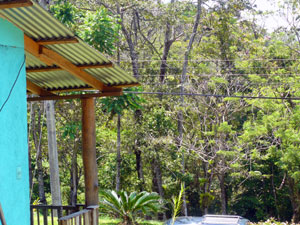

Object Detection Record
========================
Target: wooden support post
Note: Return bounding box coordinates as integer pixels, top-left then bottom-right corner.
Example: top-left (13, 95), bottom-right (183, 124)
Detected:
top-left (82, 98), bottom-right (99, 207)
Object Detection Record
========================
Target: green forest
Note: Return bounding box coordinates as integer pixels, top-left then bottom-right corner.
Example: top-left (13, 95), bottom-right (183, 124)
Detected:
top-left (29, 0), bottom-right (300, 223)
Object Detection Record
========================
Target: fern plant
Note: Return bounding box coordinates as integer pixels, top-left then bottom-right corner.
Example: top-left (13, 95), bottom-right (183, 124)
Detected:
top-left (99, 190), bottom-right (162, 225)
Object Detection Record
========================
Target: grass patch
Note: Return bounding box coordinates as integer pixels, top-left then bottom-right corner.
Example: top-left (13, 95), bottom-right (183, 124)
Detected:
top-left (99, 216), bottom-right (121, 224)
top-left (33, 213), bottom-right (162, 225)
top-left (138, 220), bottom-right (163, 225)
top-left (99, 216), bottom-right (163, 225)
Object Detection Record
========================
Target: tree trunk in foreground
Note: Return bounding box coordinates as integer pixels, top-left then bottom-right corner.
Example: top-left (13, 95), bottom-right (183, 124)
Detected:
top-left (45, 100), bottom-right (62, 209)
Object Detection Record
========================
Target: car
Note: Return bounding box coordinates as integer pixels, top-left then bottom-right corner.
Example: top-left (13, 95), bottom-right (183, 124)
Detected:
top-left (164, 214), bottom-right (250, 225)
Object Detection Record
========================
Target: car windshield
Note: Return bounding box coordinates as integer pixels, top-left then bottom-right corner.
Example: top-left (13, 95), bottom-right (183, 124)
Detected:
top-left (164, 217), bottom-right (203, 225)
top-left (202, 215), bottom-right (241, 225)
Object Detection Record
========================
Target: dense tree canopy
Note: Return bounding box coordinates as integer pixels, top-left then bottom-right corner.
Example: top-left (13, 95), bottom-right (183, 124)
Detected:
top-left (28, 0), bottom-right (300, 223)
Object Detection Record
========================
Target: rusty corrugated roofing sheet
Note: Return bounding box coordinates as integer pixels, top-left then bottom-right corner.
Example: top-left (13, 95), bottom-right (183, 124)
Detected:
top-left (0, 0), bottom-right (138, 92)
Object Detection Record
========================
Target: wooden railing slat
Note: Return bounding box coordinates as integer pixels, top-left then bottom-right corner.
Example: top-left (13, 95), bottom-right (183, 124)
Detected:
top-left (43, 208), bottom-right (48, 225)
top-left (37, 208), bottom-right (40, 225)
top-left (31, 204), bottom-right (99, 225)
top-left (51, 209), bottom-right (54, 225)
top-left (59, 209), bottom-right (90, 221)
top-left (31, 204), bottom-right (84, 225)
top-left (59, 205), bottom-right (99, 225)
top-left (83, 211), bottom-right (89, 225)
top-left (30, 205), bottom-right (34, 225)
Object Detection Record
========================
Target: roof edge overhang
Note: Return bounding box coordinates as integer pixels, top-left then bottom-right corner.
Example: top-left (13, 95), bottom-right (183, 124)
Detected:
top-left (0, 0), bottom-right (139, 101)
top-left (0, 0), bottom-right (32, 9)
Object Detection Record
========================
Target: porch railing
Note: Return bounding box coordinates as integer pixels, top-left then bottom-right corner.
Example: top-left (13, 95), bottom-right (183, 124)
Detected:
top-left (58, 205), bottom-right (99, 225)
top-left (30, 204), bottom-right (85, 225)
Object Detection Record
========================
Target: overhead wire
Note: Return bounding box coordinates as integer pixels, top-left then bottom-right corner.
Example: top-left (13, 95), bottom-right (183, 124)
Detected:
top-left (121, 58), bottom-right (300, 100)
top-left (0, 56), bottom-right (26, 113)
top-left (135, 73), bottom-right (300, 77)
top-left (117, 58), bottom-right (300, 62)
top-left (124, 91), bottom-right (300, 100)
top-left (139, 82), bottom-right (300, 87)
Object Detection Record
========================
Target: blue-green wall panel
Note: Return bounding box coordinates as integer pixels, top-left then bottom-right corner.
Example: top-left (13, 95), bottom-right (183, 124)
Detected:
top-left (0, 18), bottom-right (29, 225)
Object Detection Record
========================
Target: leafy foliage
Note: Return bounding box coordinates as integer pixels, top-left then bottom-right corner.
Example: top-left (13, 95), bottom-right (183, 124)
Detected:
top-left (101, 87), bottom-right (145, 116)
top-left (29, 0), bottom-right (300, 223)
top-left (170, 183), bottom-right (184, 225)
top-left (99, 190), bottom-right (162, 225)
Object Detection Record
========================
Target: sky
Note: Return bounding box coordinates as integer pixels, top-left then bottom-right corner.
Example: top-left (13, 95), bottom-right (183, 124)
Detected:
top-left (249, 0), bottom-right (289, 31)
top-left (162, 0), bottom-right (292, 32)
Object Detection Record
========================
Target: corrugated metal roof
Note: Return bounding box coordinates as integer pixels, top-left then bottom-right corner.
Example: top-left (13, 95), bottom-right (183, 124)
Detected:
top-left (0, 0), bottom-right (138, 92)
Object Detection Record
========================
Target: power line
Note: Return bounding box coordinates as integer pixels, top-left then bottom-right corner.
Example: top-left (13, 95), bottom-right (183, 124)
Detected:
top-left (125, 66), bottom-right (299, 71)
top-left (139, 82), bottom-right (300, 87)
top-left (0, 56), bottom-right (26, 113)
top-left (124, 91), bottom-right (300, 100)
top-left (117, 58), bottom-right (300, 62)
top-left (136, 73), bottom-right (300, 77)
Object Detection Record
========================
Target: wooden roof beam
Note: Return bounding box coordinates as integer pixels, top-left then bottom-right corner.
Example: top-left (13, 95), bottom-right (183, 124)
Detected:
top-left (0, 0), bottom-right (32, 9)
top-left (26, 63), bottom-right (113, 73)
top-left (113, 83), bottom-right (140, 88)
top-left (24, 35), bottom-right (53, 66)
top-left (27, 91), bottom-right (122, 101)
top-left (36, 37), bottom-right (79, 45)
top-left (24, 34), bottom-right (106, 91)
top-left (27, 79), bottom-right (55, 96)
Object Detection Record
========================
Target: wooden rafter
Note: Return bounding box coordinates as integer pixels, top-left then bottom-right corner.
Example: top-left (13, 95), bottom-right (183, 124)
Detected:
top-left (113, 83), bottom-right (140, 88)
top-left (52, 87), bottom-right (94, 93)
top-left (27, 91), bottom-right (122, 101)
top-left (36, 37), bottom-right (79, 45)
top-left (50, 84), bottom-right (138, 93)
top-left (24, 34), bottom-right (106, 91)
top-left (26, 63), bottom-right (113, 73)
top-left (26, 79), bottom-right (55, 96)
top-left (0, 0), bottom-right (32, 9)
top-left (24, 35), bottom-right (53, 66)
top-left (26, 66), bottom-right (61, 73)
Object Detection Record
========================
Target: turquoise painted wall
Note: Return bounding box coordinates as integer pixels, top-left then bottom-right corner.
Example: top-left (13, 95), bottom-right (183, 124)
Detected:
top-left (0, 18), bottom-right (29, 225)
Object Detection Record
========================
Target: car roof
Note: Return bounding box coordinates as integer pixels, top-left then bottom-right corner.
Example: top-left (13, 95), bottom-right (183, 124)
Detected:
top-left (164, 215), bottom-right (249, 225)
top-left (202, 215), bottom-right (243, 224)
top-left (164, 216), bottom-right (203, 225)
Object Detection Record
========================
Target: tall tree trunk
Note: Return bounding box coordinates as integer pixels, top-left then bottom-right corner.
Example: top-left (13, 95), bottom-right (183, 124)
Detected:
top-left (178, 0), bottom-right (202, 216)
top-left (151, 156), bottom-right (165, 220)
top-left (134, 148), bottom-right (144, 191)
top-left (270, 164), bottom-right (279, 220)
top-left (134, 109), bottom-right (145, 191)
top-left (37, 152), bottom-right (46, 205)
top-left (45, 101), bottom-right (62, 208)
top-left (202, 161), bottom-right (213, 214)
top-left (117, 5), bottom-right (139, 79)
top-left (116, 114), bottom-right (121, 191)
top-left (151, 157), bottom-right (164, 198)
top-left (31, 103), bottom-right (46, 205)
top-left (159, 0), bottom-right (175, 83)
top-left (218, 173), bottom-right (227, 214)
top-left (69, 145), bottom-right (78, 206)
top-left (117, 3), bottom-right (144, 192)
top-left (288, 177), bottom-right (300, 223)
